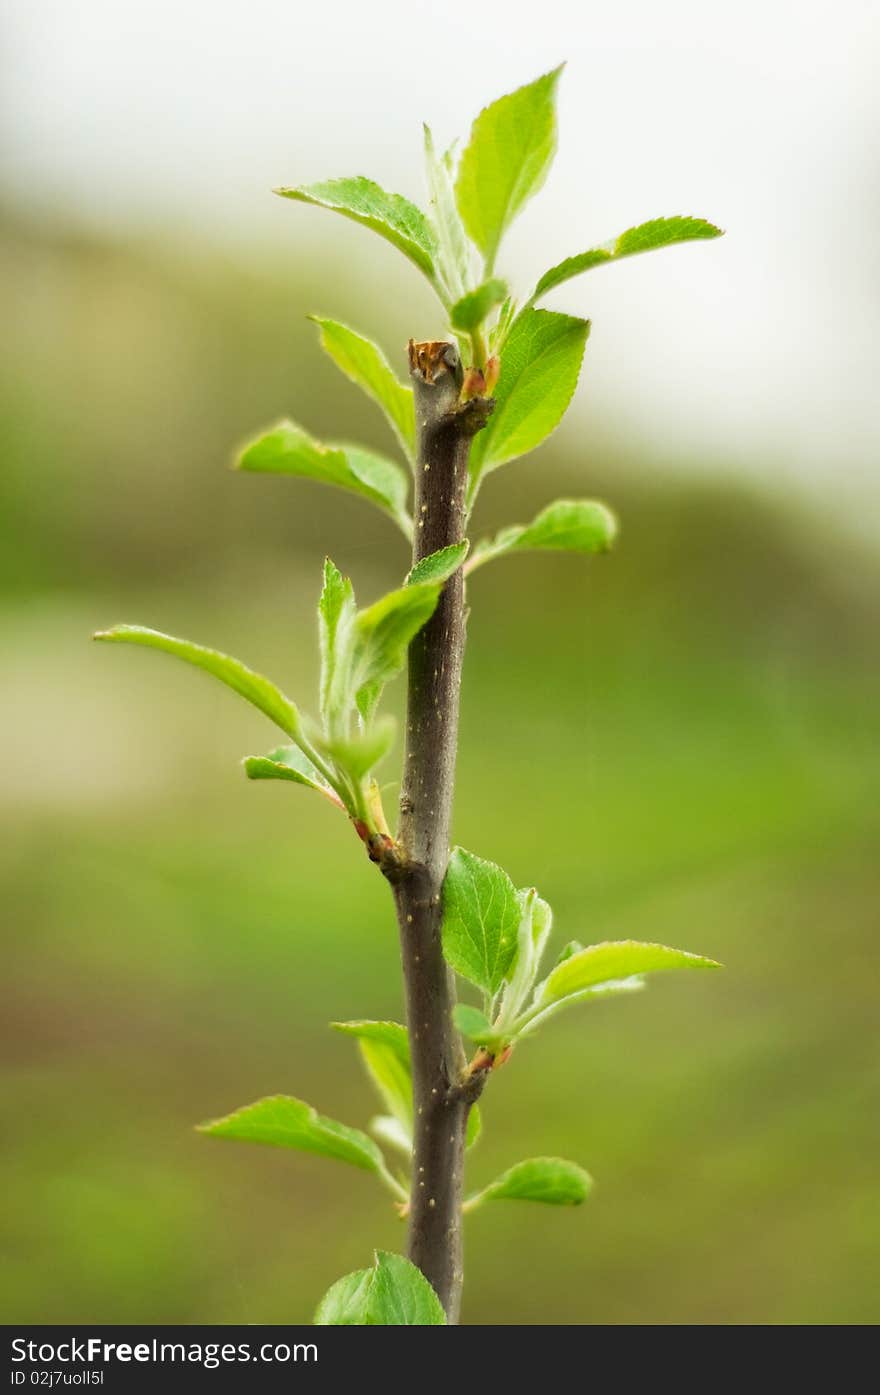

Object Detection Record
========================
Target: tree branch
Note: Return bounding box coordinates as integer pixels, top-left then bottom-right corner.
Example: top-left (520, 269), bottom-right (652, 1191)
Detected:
top-left (381, 339), bottom-right (491, 1323)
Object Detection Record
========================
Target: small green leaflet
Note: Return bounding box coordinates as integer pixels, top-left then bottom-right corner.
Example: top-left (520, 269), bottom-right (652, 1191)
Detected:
top-left (423, 125), bottom-right (471, 305)
top-left (516, 976), bottom-right (647, 1040)
top-left (552, 939), bottom-right (585, 967)
top-left (467, 1157), bottom-right (592, 1211)
top-left (322, 716), bottom-right (396, 780)
top-left (406, 541), bottom-right (469, 586)
top-left (351, 582), bottom-right (442, 720)
top-left (455, 67), bottom-right (562, 274)
top-left (531, 216), bottom-right (724, 303)
top-left (315, 1252), bottom-right (446, 1326)
top-left (468, 309), bottom-right (589, 494)
top-left (495, 889), bottom-right (553, 1031)
top-left (316, 566), bottom-right (450, 734)
top-left (441, 847), bottom-right (521, 997)
top-left (450, 279), bottom-right (508, 333)
top-left (466, 1104), bottom-right (482, 1150)
top-left (197, 1095), bottom-right (384, 1173)
top-left (536, 939), bottom-right (722, 1006)
top-left (318, 558), bottom-right (356, 731)
top-left (452, 1003), bottom-right (495, 1045)
top-left (332, 1021), bottom-right (412, 1136)
top-left (369, 1115), bottom-right (411, 1157)
top-left (468, 500), bottom-right (617, 574)
top-left (275, 177), bottom-right (438, 283)
top-left (236, 421), bottom-right (411, 537)
top-left (309, 317), bottom-right (416, 462)
top-left (93, 626), bottom-right (300, 738)
top-left (243, 745), bottom-right (341, 806)
top-left (335, 1019), bottom-right (482, 1151)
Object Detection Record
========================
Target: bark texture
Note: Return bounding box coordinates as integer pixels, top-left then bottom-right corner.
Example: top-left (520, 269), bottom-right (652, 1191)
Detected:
top-left (383, 341), bottom-right (491, 1323)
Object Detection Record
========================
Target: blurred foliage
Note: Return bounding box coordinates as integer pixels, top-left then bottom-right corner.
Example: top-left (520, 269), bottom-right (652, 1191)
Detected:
top-left (1, 210), bottom-right (878, 1324)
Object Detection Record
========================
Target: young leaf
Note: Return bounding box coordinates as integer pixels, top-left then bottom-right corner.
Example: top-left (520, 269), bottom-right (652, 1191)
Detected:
top-left (315, 1251), bottom-right (446, 1326)
top-left (318, 558), bottom-right (356, 731)
top-left (333, 1020), bottom-right (410, 1062)
top-left (423, 125), bottom-right (471, 304)
top-left (467, 1157), bottom-right (592, 1211)
top-left (276, 177), bottom-right (438, 283)
top-left (456, 67), bottom-right (563, 273)
top-left (496, 889), bottom-right (553, 1030)
top-left (236, 421), bottom-right (411, 537)
top-left (243, 745), bottom-right (343, 807)
top-left (516, 976), bottom-right (647, 1040)
top-left (197, 1095), bottom-right (384, 1173)
top-left (466, 1104), bottom-right (482, 1150)
top-left (334, 1023), bottom-right (481, 1152)
top-left (468, 500), bottom-right (617, 574)
top-left (406, 541), bottom-right (469, 587)
top-left (449, 279), bottom-right (508, 333)
top-left (314, 1269), bottom-right (373, 1327)
top-left (537, 939), bottom-right (722, 1006)
top-left (369, 1115), bottom-right (412, 1158)
top-left (553, 939), bottom-right (585, 967)
top-left (323, 716), bottom-right (396, 780)
top-left (332, 1021), bottom-right (412, 1135)
top-left (441, 847), bottom-right (521, 997)
top-left (490, 294), bottom-right (518, 352)
top-left (452, 1003), bottom-right (495, 1045)
top-left (531, 216), bottom-right (724, 303)
top-left (468, 309), bottom-right (589, 493)
top-left (93, 626), bottom-right (299, 738)
top-left (309, 317), bottom-right (416, 462)
top-left (351, 581), bottom-right (442, 720)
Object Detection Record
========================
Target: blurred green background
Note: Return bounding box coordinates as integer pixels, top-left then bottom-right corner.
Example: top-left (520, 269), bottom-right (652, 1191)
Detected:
top-left (2, 203), bottom-right (878, 1326)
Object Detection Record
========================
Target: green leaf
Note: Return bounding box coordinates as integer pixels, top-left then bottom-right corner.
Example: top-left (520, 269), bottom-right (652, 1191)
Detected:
top-left (468, 309), bottom-right (589, 493)
top-left (406, 541), bottom-right (468, 587)
top-left (236, 421), bottom-right (411, 537)
top-left (450, 279), bottom-right (508, 333)
top-left (423, 125), bottom-right (471, 304)
top-left (243, 745), bottom-right (342, 806)
top-left (322, 727), bottom-right (395, 782)
top-left (466, 1104), bottom-right (482, 1150)
top-left (489, 294), bottom-right (518, 352)
top-left (323, 716), bottom-right (396, 780)
top-left (452, 1003), bottom-right (495, 1045)
top-left (468, 499), bottom-right (617, 573)
top-left (315, 1251), bottom-right (446, 1326)
top-left (276, 177), bottom-right (438, 283)
top-left (314, 1269), bottom-right (374, 1327)
top-left (615, 216), bottom-right (723, 257)
top-left (516, 500), bottom-right (617, 552)
top-left (441, 847), bottom-right (521, 996)
top-left (351, 581), bottom-right (442, 720)
top-left (537, 939), bottom-right (722, 1006)
top-left (334, 1023), bottom-right (480, 1153)
top-left (467, 1157), bottom-right (592, 1210)
top-left (369, 1115), bottom-right (412, 1158)
top-left (93, 626), bottom-right (299, 738)
top-left (318, 558), bottom-right (357, 731)
top-left (197, 1095), bottom-right (384, 1173)
top-left (516, 976), bottom-right (647, 1040)
top-left (332, 1021), bottom-right (412, 1135)
top-left (496, 889), bottom-right (553, 1030)
top-left (309, 317), bottom-right (416, 462)
top-left (456, 67), bottom-right (563, 273)
top-left (531, 216), bottom-right (724, 302)
top-left (553, 939), bottom-right (585, 967)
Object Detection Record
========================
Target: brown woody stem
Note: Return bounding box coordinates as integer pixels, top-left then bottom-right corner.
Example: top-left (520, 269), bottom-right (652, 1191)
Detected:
top-left (380, 340), bottom-right (492, 1323)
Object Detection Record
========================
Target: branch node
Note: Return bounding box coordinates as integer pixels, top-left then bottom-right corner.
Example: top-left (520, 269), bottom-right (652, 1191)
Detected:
top-left (408, 339), bottom-right (462, 388)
